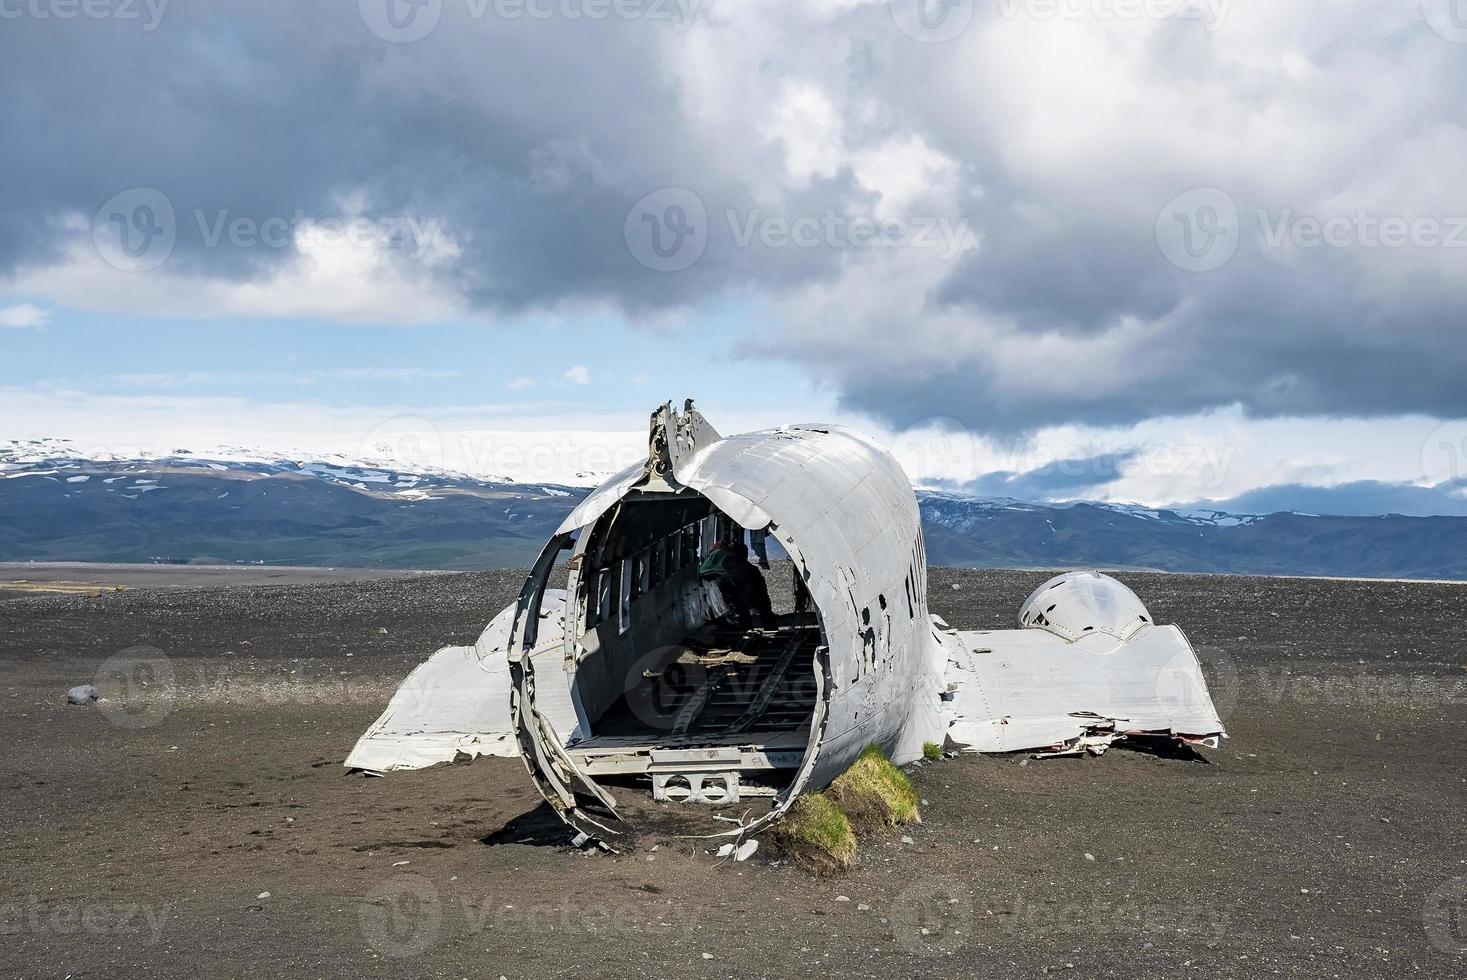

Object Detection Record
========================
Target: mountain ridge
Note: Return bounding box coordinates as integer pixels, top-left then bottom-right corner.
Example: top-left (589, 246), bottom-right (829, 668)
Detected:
top-left (5, 440), bottom-right (1466, 579)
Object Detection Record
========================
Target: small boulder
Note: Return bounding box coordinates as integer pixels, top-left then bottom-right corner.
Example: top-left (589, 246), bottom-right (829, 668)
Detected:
top-left (67, 685), bottom-right (99, 705)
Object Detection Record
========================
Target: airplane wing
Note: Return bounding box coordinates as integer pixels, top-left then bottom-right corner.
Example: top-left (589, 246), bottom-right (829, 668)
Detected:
top-left (344, 590), bottom-right (572, 773)
top-left (937, 572), bottom-right (1226, 756)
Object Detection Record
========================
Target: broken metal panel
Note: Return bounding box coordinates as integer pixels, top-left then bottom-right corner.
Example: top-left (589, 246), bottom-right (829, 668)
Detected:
top-left (344, 591), bottom-right (573, 773)
top-left (942, 619), bottom-right (1226, 753)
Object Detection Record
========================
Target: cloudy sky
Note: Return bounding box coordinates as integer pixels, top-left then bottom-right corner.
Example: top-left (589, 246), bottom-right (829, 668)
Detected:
top-left (4, 0), bottom-right (1467, 514)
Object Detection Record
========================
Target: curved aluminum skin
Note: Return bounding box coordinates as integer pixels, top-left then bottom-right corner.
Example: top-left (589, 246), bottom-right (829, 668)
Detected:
top-left (1019, 570), bottom-right (1154, 642)
top-left (507, 403), bottom-right (947, 843)
top-left (348, 400), bottom-right (1227, 852)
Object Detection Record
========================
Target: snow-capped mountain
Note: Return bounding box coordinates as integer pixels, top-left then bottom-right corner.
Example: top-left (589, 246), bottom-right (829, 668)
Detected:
top-left (0, 439), bottom-right (588, 569)
top-left (4, 441), bottom-right (1467, 579)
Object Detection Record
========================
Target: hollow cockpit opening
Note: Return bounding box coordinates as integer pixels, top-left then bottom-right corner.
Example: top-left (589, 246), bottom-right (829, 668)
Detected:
top-left (550, 485), bottom-right (827, 829)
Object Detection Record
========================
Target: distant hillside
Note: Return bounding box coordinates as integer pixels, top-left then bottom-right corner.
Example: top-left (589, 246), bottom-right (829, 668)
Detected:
top-left (917, 493), bottom-right (1467, 580)
top-left (0, 440), bottom-right (582, 570)
top-left (5, 440), bottom-right (1467, 579)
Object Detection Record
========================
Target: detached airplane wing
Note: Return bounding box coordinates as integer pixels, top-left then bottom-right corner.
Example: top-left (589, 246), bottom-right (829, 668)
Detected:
top-left (345, 590), bottom-right (574, 773)
top-left (939, 572), bottom-right (1225, 756)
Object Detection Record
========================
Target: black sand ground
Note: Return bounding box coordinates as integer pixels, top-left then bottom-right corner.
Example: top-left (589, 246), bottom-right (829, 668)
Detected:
top-left (2, 566), bottom-right (1465, 978)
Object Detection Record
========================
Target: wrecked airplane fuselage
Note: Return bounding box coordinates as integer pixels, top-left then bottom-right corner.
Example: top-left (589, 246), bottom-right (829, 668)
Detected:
top-left (347, 401), bottom-right (1226, 844)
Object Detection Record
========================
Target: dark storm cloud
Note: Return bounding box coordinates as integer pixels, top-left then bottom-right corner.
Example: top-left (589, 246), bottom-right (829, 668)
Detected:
top-left (933, 450), bottom-right (1139, 501)
top-left (4, 2), bottom-right (1467, 434)
top-left (0, 2), bottom-right (864, 309)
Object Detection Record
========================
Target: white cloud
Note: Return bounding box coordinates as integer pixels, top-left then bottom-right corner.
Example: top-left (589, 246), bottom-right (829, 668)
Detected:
top-left (4, 213), bottom-right (465, 326)
top-left (506, 376), bottom-right (537, 391)
top-left (0, 303), bottom-right (49, 328)
top-left (565, 365), bottom-right (590, 385)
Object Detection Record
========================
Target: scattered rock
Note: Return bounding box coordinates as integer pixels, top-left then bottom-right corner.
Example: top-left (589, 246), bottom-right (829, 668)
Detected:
top-left (256, 892), bottom-right (270, 899)
top-left (901, 835), bottom-right (915, 845)
top-left (734, 839), bottom-right (759, 862)
top-left (1084, 853), bottom-right (1096, 862)
top-left (835, 895), bottom-right (850, 902)
top-left (66, 685), bottom-right (99, 705)
top-left (715, 843), bottom-right (735, 858)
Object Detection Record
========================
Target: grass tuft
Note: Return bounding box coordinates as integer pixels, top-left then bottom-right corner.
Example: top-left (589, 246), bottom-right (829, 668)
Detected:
top-left (827, 744), bottom-right (922, 834)
top-left (922, 741), bottom-right (943, 761)
top-left (771, 793), bottom-right (857, 874)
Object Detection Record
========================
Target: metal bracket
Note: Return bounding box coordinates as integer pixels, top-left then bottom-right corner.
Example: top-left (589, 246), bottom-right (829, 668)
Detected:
top-left (652, 771), bottom-right (742, 804)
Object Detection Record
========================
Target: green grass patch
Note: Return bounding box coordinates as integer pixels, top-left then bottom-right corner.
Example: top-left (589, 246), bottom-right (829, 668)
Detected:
top-left (923, 741), bottom-right (943, 760)
top-left (771, 793), bottom-right (857, 874)
top-left (826, 744), bottom-right (922, 834)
